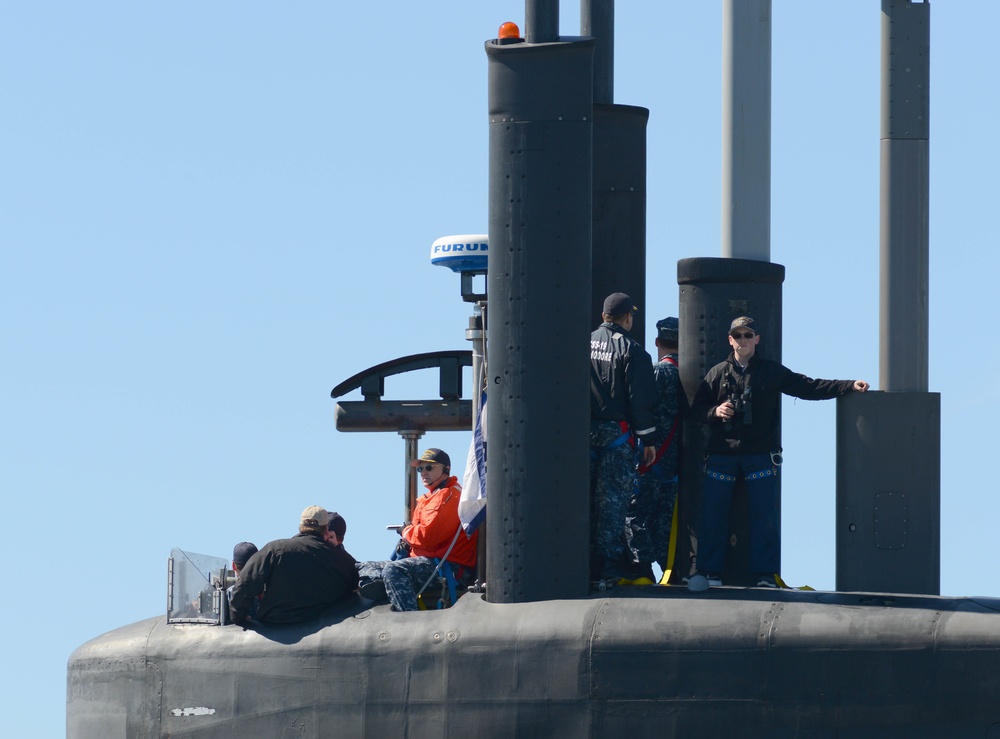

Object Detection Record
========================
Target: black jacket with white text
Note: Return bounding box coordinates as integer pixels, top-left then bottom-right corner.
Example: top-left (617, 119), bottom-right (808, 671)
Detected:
top-left (589, 321), bottom-right (657, 440)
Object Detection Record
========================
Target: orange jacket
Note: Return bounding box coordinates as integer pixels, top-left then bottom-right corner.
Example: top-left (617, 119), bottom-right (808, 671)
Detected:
top-left (402, 476), bottom-right (479, 568)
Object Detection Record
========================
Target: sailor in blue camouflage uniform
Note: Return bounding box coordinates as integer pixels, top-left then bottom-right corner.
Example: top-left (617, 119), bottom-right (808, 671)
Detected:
top-left (624, 316), bottom-right (684, 580)
top-left (589, 293), bottom-right (657, 586)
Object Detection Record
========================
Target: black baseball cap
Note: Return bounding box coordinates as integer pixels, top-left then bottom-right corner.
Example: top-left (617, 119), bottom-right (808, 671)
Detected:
top-left (326, 511), bottom-right (347, 539)
top-left (729, 316), bottom-right (757, 334)
top-left (602, 292), bottom-right (636, 316)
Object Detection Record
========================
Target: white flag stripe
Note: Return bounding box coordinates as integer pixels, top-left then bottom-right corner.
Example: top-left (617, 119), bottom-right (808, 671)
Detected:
top-left (459, 393), bottom-right (487, 534)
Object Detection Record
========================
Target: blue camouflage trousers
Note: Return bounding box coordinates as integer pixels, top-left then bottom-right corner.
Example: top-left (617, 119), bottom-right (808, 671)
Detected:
top-left (590, 420), bottom-right (639, 562)
top-left (628, 463), bottom-right (677, 565)
top-left (358, 557), bottom-right (455, 612)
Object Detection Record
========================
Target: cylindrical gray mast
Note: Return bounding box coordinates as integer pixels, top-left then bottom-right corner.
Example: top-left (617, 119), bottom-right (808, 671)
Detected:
top-left (581, 0), bottom-right (614, 105)
top-left (590, 104), bottom-right (648, 343)
top-left (721, 0), bottom-right (771, 261)
top-left (526, 0), bottom-right (559, 44)
top-left (583, 1), bottom-right (648, 343)
top-left (880, 0), bottom-right (929, 392)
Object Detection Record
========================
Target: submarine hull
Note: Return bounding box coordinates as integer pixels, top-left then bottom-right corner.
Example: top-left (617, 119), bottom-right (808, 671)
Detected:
top-left (68, 588), bottom-right (1000, 737)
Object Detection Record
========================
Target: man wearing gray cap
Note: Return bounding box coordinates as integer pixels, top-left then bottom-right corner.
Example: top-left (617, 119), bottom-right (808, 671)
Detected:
top-left (688, 317), bottom-right (869, 591)
top-left (589, 292), bottom-right (658, 587)
top-left (229, 506), bottom-right (359, 625)
top-left (624, 316), bottom-right (684, 582)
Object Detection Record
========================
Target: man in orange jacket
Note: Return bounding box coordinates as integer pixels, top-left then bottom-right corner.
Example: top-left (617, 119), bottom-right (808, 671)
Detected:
top-left (358, 448), bottom-right (479, 610)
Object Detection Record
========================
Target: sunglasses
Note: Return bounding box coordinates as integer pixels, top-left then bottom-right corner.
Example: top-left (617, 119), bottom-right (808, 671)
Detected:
top-left (415, 464), bottom-right (440, 472)
top-left (731, 332), bottom-right (756, 340)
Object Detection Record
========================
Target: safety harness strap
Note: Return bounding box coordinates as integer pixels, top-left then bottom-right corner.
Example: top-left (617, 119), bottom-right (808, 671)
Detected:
top-left (638, 417), bottom-right (679, 474)
top-left (590, 420), bottom-right (633, 460)
top-left (416, 527), bottom-right (462, 598)
top-left (658, 494), bottom-right (681, 585)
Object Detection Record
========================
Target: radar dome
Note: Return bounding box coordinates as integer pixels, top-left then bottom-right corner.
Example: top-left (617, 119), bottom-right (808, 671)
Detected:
top-left (430, 234), bottom-right (488, 273)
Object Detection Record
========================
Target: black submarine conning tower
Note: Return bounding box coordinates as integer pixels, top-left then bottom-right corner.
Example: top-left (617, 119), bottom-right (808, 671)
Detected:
top-left (676, 0), bottom-right (940, 594)
top-left (485, 4), bottom-right (594, 603)
top-left (485, 1), bottom-right (650, 603)
top-left (485, 0), bottom-right (939, 599)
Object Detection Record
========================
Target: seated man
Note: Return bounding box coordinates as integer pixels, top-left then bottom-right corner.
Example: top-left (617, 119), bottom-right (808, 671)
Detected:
top-left (358, 448), bottom-right (478, 611)
top-left (326, 511), bottom-right (347, 552)
top-left (229, 506), bottom-right (359, 626)
top-left (325, 510), bottom-right (357, 574)
top-left (232, 541), bottom-right (258, 578)
top-left (226, 541), bottom-right (259, 619)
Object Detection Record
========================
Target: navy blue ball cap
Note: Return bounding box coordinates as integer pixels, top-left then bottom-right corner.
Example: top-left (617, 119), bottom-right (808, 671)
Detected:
top-left (232, 541), bottom-right (258, 567)
top-left (656, 317), bottom-right (679, 343)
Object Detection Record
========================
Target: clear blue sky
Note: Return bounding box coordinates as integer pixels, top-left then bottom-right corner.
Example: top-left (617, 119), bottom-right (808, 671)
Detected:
top-left (3, 3), bottom-right (998, 735)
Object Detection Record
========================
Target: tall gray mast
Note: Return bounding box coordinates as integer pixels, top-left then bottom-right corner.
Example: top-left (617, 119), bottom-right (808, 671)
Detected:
top-left (583, 0), bottom-right (649, 341)
top-left (880, 0), bottom-right (929, 391)
top-left (526, 0), bottom-right (559, 43)
top-left (721, 0), bottom-right (771, 261)
top-left (581, 0), bottom-right (614, 105)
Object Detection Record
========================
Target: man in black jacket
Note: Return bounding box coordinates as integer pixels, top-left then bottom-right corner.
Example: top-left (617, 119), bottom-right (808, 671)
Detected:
top-left (229, 506), bottom-right (359, 625)
top-left (688, 317), bottom-right (869, 590)
top-left (589, 292), bottom-right (658, 587)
